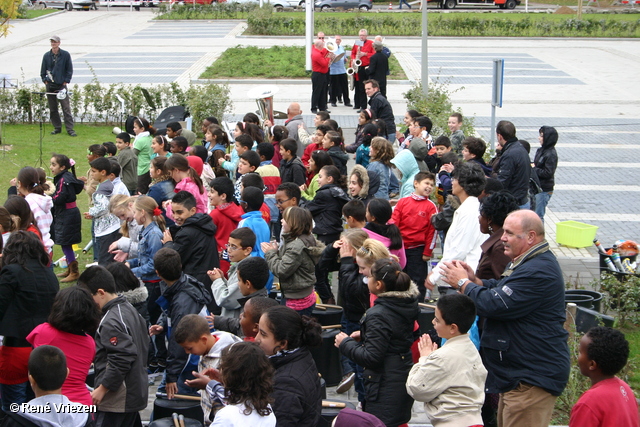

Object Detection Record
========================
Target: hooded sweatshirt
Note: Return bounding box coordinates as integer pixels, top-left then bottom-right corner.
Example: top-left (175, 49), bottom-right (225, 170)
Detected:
top-left (209, 202), bottom-right (244, 254)
top-left (25, 193), bottom-right (53, 253)
top-left (12, 395), bottom-right (90, 427)
top-left (534, 126), bottom-right (559, 192)
top-left (391, 150), bottom-right (420, 199)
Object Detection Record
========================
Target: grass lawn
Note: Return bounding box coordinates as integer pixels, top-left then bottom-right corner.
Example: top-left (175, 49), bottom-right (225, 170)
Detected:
top-left (17, 9), bottom-right (59, 19)
top-left (0, 123), bottom-right (121, 282)
top-left (276, 10), bottom-right (639, 20)
top-left (199, 45), bottom-right (407, 79)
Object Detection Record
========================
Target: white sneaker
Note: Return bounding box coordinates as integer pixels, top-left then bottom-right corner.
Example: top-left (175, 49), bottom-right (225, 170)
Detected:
top-left (85, 262), bottom-right (98, 268)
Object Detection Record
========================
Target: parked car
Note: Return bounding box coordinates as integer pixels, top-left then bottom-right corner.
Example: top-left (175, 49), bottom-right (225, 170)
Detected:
top-left (38, 0), bottom-right (95, 9)
top-left (314, 0), bottom-right (371, 10)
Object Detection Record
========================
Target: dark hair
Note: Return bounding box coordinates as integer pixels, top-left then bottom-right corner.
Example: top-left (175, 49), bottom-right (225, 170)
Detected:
top-left (133, 117), bottom-right (156, 136)
top-left (363, 79), bottom-right (379, 89)
top-left (154, 136), bottom-right (171, 154)
top-left (174, 314), bottom-right (210, 344)
top-left (325, 130), bottom-right (345, 152)
top-left (434, 136), bottom-right (451, 148)
top-left (414, 171), bottom-right (436, 183)
top-left (242, 187), bottom-right (264, 212)
top-left (450, 112), bottom-right (463, 123)
top-left (48, 286), bottom-right (101, 336)
top-left (585, 327), bottom-right (630, 376)
top-left (88, 144), bottom-right (107, 157)
top-left (171, 136), bottom-right (189, 152)
top-left (171, 190), bottom-right (197, 211)
top-left (107, 262), bottom-right (143, 293)
top-left (407, 109), bottom-right (422, 119)
top-left (361, 123), bottom-right (378, 147)
top-left (415, 116), bottom-right (433, 133)
top-left (28, 345), bottom-right (67, 392)
top-left (342, 200), bottom-right (366, 223)
top-left (103, 141), bottom-right (117, 156)
top-left (372, 119), bottom-right (387, 138)
top-left (0, 207), bottom-right (14, 236)
top-left (315, 111), bottom-right (330, 121)
top-left (240, 150), bottom-right (261, 170)
top-left (311, 150), bottom-right (333, 173)
top-left (371, 259), bottom-right (411, 293)
top-left (51, 153), bottom-right (76, 177)
top-left (78, 265), bottom-right (117, 294)
top-left (235, 134), bottom-right (255, 150)
top-left (246, 297), bottom-right (278, 323)
top-left (280, 138), bottom-right (297, 157)
top-left (484, 178), bottom-right (504, 195)
top-left (463, 137), bottom-right (487, 159)
top-left (166, 154), bottom-right (204, 194)
top-left (3, 230), bottom-right (48, 269)
top-left (519, 140), bottom-right (531, 154)
top-left (17, 166), bottom-right (48, 195)
top-left (166, 121), bottom-right (182, 132)
top-left (270, 126), bottom-right (289, 143)
top-left (151, 156), bottom-right (171, 180)
top-left (116, 132), bottom-right (131, 143)
top-left (90, 157), bottom-right (112, 174)
top-left (496, 120), bottom-right (516, 140)
top-left (210, 177), bottom-right (237, 204)
top-left (320, 165), bottom-right (347, 191)
top-left (206, 124), bottom-right (230, 149)
top-left (243, 112), bottom-right (260, 125)
top-left (282, 206), bottom-right (313, 239)
top-left (230, 227), bottom-right (257, 249)
top-left (366, 198), bottom-right (403, 250)
top-left (154, 247), bottom-right (183, 282)
top-left (220, 342), bottom-right (274, 417)
top-left (237, 122), bottom-right (263, 144)
top-left (241, 173), bottom-right (264, 191)
top-left (315, 124), bottom-right (331, 137)
top-left (237, 257), bottom-right (270, 290)
top-left (256, 142), bottom-right (275, 161)
top-left (360, 108), bottom-right (375, 122)
top-left (189, 145), bottom-right (208, 163)
top-left (206, 116), bottom-right (219, 125)
top-left (262, 306), bottom-right (322, 350)
top-left (4, 195), bottom-right (37, 232)
top-left (324, 120), bottom-right (343, 138)
top-left (452, 162), bottom-right (486, 197)
top-left (109, 160), bottom-right (121, 178)
top-left (276, 183), bottom-right (301, 203)
top-left (480, 191), bottom-right (519, 228)
top-left (437, 293), bottom-right (476, 334)
top-left (440, 151), bottom-right (459, 167)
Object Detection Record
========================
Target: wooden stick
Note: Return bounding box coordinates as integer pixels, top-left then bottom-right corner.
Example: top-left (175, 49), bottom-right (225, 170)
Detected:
top-left (314, 305), bottom-right (327, 311)
top-left (321, 324), bottom-right (342, 330)
top-left (322, 400), bottom-right (346, 408)
top-left (419, 303), bottom-right (437, 309)
top-left (156, 392), bottom-right (202, 401)
top-left (172, 413), bottom-right (179, 427)
top-left (178, 414), bottom-right (186, 427)
top-left (316, 303), bottom-right (343, 310)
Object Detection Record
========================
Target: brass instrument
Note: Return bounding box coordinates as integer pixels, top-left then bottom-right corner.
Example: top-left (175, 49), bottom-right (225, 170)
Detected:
top-left (247, 85), bottom-right (279, 124)
top-left (346, 59), bottom-right (361, 91)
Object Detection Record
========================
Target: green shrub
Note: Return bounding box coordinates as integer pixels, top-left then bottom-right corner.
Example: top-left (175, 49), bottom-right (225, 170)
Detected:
top-left (403, 80), bottom-right (475, 137)
top-left (154, 2), bottom-right (260, 19)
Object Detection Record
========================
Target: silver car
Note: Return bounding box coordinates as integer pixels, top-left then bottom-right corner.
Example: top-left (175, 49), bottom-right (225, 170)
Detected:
top-left (314, 0), bottom-right (372, 10)
top-left (37, 0), bottom-right (96, 10)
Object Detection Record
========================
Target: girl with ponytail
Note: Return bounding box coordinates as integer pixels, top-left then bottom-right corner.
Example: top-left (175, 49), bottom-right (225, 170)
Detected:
top-left (165, 153), bottom-right (208, 217)
top-left (256, 306), bottom-right (322, 427)
top-left (335, 259), bottom-right (419, 426)
top-left (16, 166), bottom-right (54, 256)
top-left (364, 198), bottom-right (406, 268)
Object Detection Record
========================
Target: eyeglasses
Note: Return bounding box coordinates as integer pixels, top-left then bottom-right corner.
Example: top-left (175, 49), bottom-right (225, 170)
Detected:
top-left (225, 243), bottom-right (242, 251)
top-left (275, 198), bottom-right (292, 206)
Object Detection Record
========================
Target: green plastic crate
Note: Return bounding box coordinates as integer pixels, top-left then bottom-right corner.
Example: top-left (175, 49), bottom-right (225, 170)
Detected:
top-left (556, 221), bottom-right (599, 248)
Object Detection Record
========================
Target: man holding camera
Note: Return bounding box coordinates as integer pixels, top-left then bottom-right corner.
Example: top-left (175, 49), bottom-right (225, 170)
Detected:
top-left (40, 35), bottom-right (76, 137)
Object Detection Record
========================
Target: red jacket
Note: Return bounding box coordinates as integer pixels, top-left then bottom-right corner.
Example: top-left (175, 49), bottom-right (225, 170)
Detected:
top-left (209, 202), bottom-right (244, 253)
top-left (302, 142), bottom-right (325, 168)
top-left (351, 39), bottom-right (374, 67)
top-left (391, 195), bottom-right (438, 257)
top-left (311, 46), bottom-right (330, 73)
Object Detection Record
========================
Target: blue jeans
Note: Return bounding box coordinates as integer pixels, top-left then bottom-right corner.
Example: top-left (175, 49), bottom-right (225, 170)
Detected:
top-left (340, 314), bottom-right (365, 402)
top-left (519, 201), bottom-right (530, 210)
top-left (387, 133), bottom-right (396, 144)
top-left (535, 191), bottom-right (552, 222)
top-left (1, 381), bottom-right (34, 413)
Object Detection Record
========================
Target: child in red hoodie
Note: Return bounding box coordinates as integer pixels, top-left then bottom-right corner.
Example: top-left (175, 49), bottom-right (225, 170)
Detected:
top-left (391, 171), bottom-right (438, 301)
top-left (208, 177), bottom-right (244, 274)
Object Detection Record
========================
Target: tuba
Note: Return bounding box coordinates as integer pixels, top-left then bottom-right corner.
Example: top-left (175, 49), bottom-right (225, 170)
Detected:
top-left (247, 85), bottom-right (279, 124)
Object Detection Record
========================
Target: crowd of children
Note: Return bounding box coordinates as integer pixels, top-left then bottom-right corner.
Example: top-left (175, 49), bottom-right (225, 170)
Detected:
top-left (0, 110), bottom-right (632, 427)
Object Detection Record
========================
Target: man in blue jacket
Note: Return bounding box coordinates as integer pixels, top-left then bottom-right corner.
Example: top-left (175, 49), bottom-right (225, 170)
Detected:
top-left (440, 209), bottom-right (570, 427)
top-left (40, 36), bottom-right (76, 137)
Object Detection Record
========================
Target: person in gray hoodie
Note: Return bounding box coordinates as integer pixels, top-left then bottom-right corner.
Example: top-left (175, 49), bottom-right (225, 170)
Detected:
top-left (1, 346), bottom-right (93, 427)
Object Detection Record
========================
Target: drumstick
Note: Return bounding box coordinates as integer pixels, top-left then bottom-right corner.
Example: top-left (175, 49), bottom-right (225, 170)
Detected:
top-left (316, 303), bottom-right (342, 310)
top-left (172, 413), bottom-right (179, 427)
top-left (419, 303), bottom-right (437, 309)
top-left (178, 414), bottom-right (186, 427)
top-left (156, 392), bottom-right (202, 401)
top-left (321, 324), bottom-right (342, 330)
top-left (322, 400), bottom-right (346, 408)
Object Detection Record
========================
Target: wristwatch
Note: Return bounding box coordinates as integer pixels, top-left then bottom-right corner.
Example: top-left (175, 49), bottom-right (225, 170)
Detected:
top-left (457, 278), bottom-right (469, 290)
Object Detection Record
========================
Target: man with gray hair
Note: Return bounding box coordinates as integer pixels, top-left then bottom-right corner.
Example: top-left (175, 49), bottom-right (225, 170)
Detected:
top-left (367, 40), bottom-right (389, 97)
top-left (440, 209), bottom-right (570, 427)
top-left (329, 35), bottom-right (352, 108)
top-left (351, 29), bottom-right (374, 112)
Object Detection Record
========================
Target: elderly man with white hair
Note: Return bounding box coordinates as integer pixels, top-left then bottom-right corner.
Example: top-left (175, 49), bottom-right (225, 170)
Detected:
top-left (440, 209), bottom-right (570, 427)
